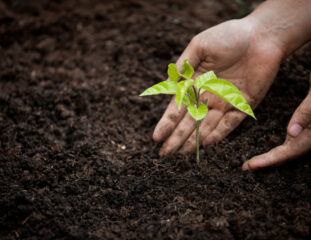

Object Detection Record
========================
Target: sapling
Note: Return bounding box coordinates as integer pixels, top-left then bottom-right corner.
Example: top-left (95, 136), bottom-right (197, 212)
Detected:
top-left (140, 60), bottom-right (255, 163)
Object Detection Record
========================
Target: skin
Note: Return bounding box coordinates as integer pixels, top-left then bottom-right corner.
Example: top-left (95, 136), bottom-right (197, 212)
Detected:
top-left (153, 0), bottom-right (311, 171)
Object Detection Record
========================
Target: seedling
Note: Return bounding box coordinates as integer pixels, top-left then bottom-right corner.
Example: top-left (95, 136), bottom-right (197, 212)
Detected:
top-left (140, 60), bottom-right (255, 163)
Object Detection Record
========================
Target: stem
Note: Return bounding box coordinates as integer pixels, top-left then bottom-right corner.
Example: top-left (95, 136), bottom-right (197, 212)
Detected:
top-left (196, 120), bottom-right (201, 164)
top-left (193, 86), bottom-right (201, 164)
top-left (186, 93), bottom-right (196, 104)
top-left (192, 86), bottom-right (197, 104)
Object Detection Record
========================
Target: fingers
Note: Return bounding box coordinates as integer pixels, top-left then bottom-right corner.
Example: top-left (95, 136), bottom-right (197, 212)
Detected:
top-left (202, 110), bottom-right (246, 146)
top-left (159, 92), bottom-right (223, 155)
top-left (287, 87), bottom-right (311, 137)
top-left (153, 96), bottom-right (187, 142)
top-left (242, 145), bottom-right (290, 172)
top-left (177, 101), bottom-right (247, 154)
top-left (178, 109), bottom-right (223, 153)
top-left (153, 36), bottom-right (203, 143)
top-left (159, 112), bottom-right (196, 156)
top-left (243, 73), bottom-right (311, 171)
top-left (242, 125), bottom-right (311, 171)
top-left (243, 75), bottom-right (311, 171)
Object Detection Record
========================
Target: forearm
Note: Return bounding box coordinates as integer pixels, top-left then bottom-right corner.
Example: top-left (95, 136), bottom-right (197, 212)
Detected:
top-left (245, 0), bottom-right (311, 59)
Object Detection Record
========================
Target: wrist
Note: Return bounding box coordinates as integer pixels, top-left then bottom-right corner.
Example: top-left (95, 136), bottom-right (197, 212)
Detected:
top-left (243, 0), bottom-right (311, 59)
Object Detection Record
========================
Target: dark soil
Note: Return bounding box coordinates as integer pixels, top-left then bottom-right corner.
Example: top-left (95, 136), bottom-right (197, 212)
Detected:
top-left (0, 0), bottom-right (310, 239)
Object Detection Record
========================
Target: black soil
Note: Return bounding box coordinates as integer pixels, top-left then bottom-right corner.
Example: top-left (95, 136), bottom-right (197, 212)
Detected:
top-left (0, 0), bottom-right (310, 239)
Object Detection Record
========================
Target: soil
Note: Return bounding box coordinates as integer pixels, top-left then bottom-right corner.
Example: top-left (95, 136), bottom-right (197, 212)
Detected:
top-left (0, 0), bottom-right (310, 239)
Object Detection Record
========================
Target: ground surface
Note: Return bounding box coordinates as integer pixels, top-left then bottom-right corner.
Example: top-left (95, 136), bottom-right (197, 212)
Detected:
top-left (0, 0), bottom-right (310, 239)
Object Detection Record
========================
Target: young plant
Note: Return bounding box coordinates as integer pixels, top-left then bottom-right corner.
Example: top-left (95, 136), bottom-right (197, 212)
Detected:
top-left (140, 60), bottom-right (255, 163)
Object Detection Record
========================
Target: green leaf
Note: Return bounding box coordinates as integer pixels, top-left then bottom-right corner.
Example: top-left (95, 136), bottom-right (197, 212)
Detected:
top-left (182, 59), bottom-right (194, 79)
top-left (182, 88), bottom-right (196, 107)
top-left (182, 95), bottom-right (192, 107)
top-left (176, 79), bottom-right (194, 109)
top-left (201, 79), bottom-right (256, 119)
top-left (187, 87), bottom-right (196, 102)
top-left (140, 81), bottom-right (177, 96)
top-left (195, 71), bottom-right (217, 89)
top-left (187, 104), bottom-right (208, 121)
top-left (168, 63), bottom-right (181, 82)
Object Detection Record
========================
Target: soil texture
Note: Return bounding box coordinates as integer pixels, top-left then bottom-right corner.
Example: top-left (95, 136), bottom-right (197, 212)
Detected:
top-left (0, 0), bottom-right (310, 239)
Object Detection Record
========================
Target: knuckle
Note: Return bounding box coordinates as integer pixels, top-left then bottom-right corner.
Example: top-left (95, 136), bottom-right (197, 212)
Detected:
top-left (223, 112), bottom-right (242, 132)
top-left (297, 108), bottom-right (311, 122)
top-left (228, 114), bottom-right (241, 126)
top-left (175, 128), bottom-right (185, 138)
top-left (168, 112), bottom-right (179, 123)
top-left (186, 137), bottom-right (195, 146)
top-left (301, 109), bottom-right (311, 118)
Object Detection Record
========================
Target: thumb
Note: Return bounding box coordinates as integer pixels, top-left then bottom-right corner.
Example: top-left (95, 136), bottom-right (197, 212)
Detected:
top-left (287, 74), bottom-right (311, 137)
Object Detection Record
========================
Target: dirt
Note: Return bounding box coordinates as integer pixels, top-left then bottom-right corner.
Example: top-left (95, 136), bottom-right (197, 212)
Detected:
top-left (0, 0), bottom-right (310, 239)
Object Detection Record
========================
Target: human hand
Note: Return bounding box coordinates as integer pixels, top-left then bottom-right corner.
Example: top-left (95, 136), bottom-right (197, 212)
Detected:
top-left (153, 19), bottom-right (284, 155)
top-left (242, 73), bottom-right (311, 171)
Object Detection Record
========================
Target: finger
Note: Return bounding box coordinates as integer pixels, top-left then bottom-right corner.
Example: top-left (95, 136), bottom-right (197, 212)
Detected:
top-left (153, 96), bottom-right (187, 142)
top-left (243, 73), bottom-right (311, 171)
top-left (242, 126), bottom-right (311, 171)
top-left (159, 112), bottom-right (196, 156)
top-left (178, 109), bottom-right (223, 153)
top-left (287, 85), bottom-right (311, 137)
top-left (175, 35), bottom-right (203, 71)
top-left (202, 110), bottom-right (246, 146)
top-left (178, 92), bottom-right (230, 153)
top-left (153, 38), bottom-right (203, 143)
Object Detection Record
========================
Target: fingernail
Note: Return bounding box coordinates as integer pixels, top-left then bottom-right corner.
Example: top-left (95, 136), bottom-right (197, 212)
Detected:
top-left (289, 123), bottom-right (302, 137)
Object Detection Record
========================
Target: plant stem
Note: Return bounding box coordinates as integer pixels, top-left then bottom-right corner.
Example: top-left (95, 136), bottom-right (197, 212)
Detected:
top-left (192, 86), bottom-right (201, 164)
top-left (196, 120), bottom-right (201, 164)
top-left (186, 93), bottom-right (196, 104)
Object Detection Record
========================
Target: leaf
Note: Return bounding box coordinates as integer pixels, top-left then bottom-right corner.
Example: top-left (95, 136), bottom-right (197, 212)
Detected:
top-left (182, 95), bottom-right (192, 107)
top-left (182, 88), bottom-right (196, 107)
top-left (201, 79), bottom-right (256, 119)
top-left (182, 59), bottom-right (194, 79)
top-left (168, 63), bottom-right (181, 82)
top-left (195, 71), bottom-right (217, 89)
top-left (187, 87), bottom-right (196, 102)
top-left (187, 104), bottom-right (208, 121)
top-left (175, 79), bottom-right (194, 109)
top-left (140, 81), bottom-right (177, 96)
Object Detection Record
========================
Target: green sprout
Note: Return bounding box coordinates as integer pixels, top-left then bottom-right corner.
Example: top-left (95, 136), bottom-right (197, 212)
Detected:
top-left (140, 60), bottom-right (255, 163)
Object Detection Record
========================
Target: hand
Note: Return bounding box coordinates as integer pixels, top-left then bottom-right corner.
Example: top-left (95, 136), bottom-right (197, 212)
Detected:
top-left (153, 19), bottom-right (284, 155)
top-left (242, 73), bottom-right (311, 171)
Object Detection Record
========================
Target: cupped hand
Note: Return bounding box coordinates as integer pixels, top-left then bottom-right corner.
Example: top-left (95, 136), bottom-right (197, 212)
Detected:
top-left (153, 19), bottom-right (284, 156)
top-left (242, 73), bottom-right (311, 171)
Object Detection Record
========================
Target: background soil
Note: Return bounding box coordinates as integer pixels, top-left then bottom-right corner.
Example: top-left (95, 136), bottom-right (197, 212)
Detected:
top-left (0, 0), bottom-right (310, 239)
